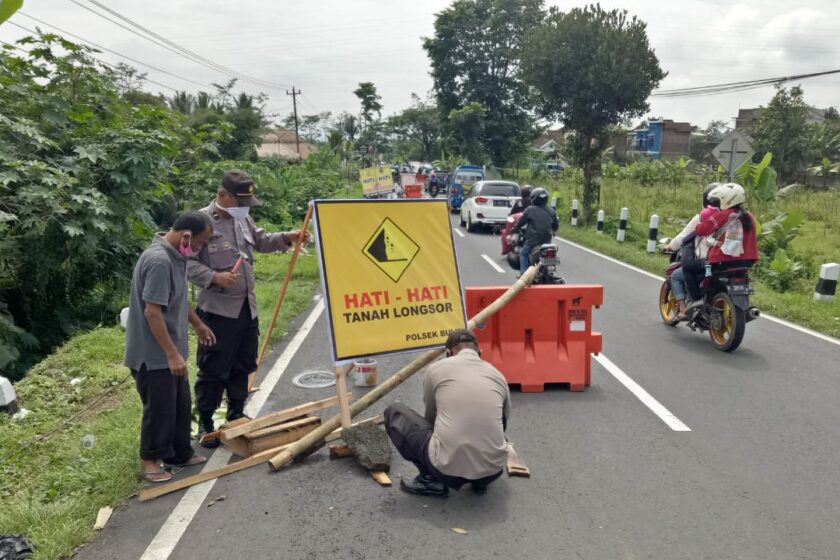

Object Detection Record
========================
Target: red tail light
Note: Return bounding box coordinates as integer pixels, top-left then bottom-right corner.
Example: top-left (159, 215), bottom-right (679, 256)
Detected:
top-left (475, 197), bottom-right (489, 204)
top-left (544, 250), bottom-right (556, 258)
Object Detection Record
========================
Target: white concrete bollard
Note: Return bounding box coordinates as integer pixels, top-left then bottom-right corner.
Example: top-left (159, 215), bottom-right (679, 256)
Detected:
top-left (814, 262), bottom-right (839, 302)
top-left (647, 214), bottom-right (659, 253)
top-left (596, 209), bottom-right (605, 234)
top-left (616, 207), bottom-right (629, 242)
top-left (571, 199), bottom-right (579, 226)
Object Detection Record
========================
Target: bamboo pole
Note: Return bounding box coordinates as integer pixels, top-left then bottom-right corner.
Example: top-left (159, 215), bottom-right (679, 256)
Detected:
top-left (249, 203), bottom-right (314, 392)
top-left (268, 265), bottom-right (538, 470)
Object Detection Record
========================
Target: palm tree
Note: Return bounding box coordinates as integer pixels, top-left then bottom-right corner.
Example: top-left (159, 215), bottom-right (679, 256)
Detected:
top-left (168, 91), bottom-right (195, 115)
top-left (342, 115), bottom-right (360, 143)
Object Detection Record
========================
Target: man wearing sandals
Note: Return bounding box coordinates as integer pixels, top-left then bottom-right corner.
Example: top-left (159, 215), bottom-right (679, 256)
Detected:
top-left (124, 212), bottom-right (217, 483)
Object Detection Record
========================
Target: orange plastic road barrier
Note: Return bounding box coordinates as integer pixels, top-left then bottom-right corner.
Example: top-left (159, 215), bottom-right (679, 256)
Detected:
top-left (404, 184), bottom-right (423, 198)
top-left (465, 285), bottom-right (603, 392)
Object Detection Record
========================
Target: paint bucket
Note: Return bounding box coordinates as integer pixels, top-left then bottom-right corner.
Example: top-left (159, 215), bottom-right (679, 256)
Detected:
top-left (353, 359), bottom-right (378, 387)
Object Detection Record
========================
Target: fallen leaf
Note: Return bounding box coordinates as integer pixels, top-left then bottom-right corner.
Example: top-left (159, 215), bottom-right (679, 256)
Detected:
top-left (215, 495), bottom-right (226, 502)
top-left (207, 501), bottom-right (215, 508)
top-left (451, 528), bottom-right (468, 535)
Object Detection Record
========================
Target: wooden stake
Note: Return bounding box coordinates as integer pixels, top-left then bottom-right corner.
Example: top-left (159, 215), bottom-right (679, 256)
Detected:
top-left (334, 363), bottom-right (352, 429)
top-left (248, 203), bottom-right (314, 392)
top-left (138, 443), bottom-right (292, 502)
top-left (329, 444), bottom-right (355, 459)
top-left (371, 471), bottom-right (392, 486)
top-left (268, 266), bottom-right (538, 471)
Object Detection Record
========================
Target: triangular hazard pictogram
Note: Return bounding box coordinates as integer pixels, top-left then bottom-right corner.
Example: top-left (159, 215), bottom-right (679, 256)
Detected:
top-left (363, 218), bottom-right (420, 282)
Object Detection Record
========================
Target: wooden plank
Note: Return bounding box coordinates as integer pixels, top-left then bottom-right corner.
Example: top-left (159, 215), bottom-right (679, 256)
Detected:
top-left (506, 442), bottom-right (530, 478)
top-left (334, 364), bottom-right (352, 429)
top-left (221, 394), bottom-right (349, 441)
top-left (93, 506), bottom-right (113, 530)
top-left (243, 416), bottom-right (319, 440)
top-left (198, 416), bottom-right (251, 444)
top-left (371, 471), bottom-right (392, 486)
top-left (246, 420), bottom-right (321, 455)
top-left (221, 434), bottom-right (251, 459)
top-left (329, 444), bottom-right (355, 459)
top-left (324, 415), bottom-right (384, 443)
top-left (138, 443), bottom-right (292, 502)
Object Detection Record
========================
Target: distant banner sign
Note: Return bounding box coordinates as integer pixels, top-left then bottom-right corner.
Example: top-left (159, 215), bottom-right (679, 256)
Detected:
top-left (314, 199), bottom-right (466, 362)
top-left (359, 166), bottom-right (394, 196)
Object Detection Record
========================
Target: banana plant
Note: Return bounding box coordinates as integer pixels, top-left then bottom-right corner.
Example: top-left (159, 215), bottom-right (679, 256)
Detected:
top-left (736, 152), bottom-right (777, 202)
top-left (0, 0), bottom-right (22, 25)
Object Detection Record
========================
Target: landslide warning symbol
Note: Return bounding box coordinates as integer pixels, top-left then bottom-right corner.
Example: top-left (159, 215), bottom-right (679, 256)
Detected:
top-left (363, 218), bottom-right (419, 282)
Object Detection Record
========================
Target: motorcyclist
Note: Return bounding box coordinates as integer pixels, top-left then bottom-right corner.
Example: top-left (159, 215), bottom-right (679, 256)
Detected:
top-left (509, 185), bottom-right (533, 215)
top-left (428, 172), bottom-right (440, 195)
top-left (683, 183), bottom-right (759, 307)
top-left (515, 187), bottom-right (558, 275)
top-left (666, 182), bottom-right (723, 321)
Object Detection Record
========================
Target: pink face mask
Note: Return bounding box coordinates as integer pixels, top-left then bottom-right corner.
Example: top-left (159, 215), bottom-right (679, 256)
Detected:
top-left (179, 234), bottom-right (194, 258)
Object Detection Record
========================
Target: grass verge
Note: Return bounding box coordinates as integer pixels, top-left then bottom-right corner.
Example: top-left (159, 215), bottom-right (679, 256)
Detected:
top-left (0, 251), bottom-right (321, 560)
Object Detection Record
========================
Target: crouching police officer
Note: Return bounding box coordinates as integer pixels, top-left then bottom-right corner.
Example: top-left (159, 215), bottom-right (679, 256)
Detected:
top-left (187, 170), bottom-right (307, 447)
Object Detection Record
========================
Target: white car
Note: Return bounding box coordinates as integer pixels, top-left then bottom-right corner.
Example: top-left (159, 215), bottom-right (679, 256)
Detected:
top-left (459, 181), bottom-right (521, 232)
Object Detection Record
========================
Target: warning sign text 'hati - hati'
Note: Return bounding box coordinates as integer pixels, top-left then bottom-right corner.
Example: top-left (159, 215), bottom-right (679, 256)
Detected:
top-left (313, 199), bottom-right (467, 362)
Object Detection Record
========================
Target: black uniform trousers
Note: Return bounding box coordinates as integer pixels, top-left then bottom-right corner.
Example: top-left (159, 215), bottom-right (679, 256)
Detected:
top-left (195, 300), bottom-right (259, 416)
top-left (131, 365), bottom-right (195, 464)
top-left (384, 403), bottom-right (503, 490)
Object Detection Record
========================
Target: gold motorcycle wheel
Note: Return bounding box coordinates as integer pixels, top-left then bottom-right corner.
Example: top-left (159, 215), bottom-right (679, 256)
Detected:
top-left (658, 281), bottom-right (679, 326)
top-left (709, 292), bottom-right (746, 352)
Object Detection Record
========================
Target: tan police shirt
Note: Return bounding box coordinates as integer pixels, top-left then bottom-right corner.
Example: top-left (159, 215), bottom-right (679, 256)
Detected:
top-left (423, 348), bottom-right (511, 479)
top-left (187, 200), bottom-right (289, 319)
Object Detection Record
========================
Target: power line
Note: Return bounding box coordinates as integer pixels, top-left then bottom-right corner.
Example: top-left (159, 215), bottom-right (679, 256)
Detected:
top-left (651, 68), bottom-right (840, 98)
top-left (13, 16), bottom-right (208, 90)
top-left (73, 0), bottom-right (293, 91)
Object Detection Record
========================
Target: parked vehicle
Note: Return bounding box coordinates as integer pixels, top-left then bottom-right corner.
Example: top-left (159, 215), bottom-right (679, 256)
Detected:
top-left (659, 243), bottom-right (759, 352)
top-left (447, 165), bottom-right (484, 212)
top-left (459, 180), bottom-right (520, 232)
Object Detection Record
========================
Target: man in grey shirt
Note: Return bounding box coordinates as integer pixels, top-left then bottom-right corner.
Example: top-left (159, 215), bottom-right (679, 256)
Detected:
top-left (124, 212), bottom-right (216, 483)
top-left (384, 330), bottom-right (511, 497)
top-left (187, 170), bottom-right (308, 447)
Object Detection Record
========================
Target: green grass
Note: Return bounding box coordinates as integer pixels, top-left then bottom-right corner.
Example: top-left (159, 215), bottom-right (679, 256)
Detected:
top-left (0, 250), bottom-right (322, 560)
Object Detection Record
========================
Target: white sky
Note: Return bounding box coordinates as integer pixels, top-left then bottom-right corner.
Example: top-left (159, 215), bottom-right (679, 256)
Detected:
top-left (2, 0), bottom-right (838, 129)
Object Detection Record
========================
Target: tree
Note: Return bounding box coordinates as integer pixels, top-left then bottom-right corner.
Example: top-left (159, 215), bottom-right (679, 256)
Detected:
top-left (169, 91), bottom-right (195, 115)
top-left (340, 113), bottom-right (360, 143)
top-left (448, 102), bottom-right (487, 164)
top-left (522, 4), bottom-right (665, 221)
top-left (751, 86), bottom-right (814, 183)
top-left (353, 82), bottom-right (383, 125)
top-left (424, 0), bottom-right (543, 167)
top-left (388, 94), bottom-right (443, 161)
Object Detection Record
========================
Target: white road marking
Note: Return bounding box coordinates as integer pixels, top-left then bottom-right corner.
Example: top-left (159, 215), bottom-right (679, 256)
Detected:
top-left (481, 254), bottom-right (506, 273)
top-left (453, 228), bottom-right (465, 238)
top-left (556, 236), bottom-right (840, 347)
top-left (140, 298), bottom-right (326, 560)
top-left (594, 354), bottom-right (691, 432)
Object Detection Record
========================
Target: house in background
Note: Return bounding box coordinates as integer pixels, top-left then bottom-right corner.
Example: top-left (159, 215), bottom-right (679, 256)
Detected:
top-left (531, 129), bottom-right (568, 157)
top-left (257, 127), bottom-right (315, 160)
top-left (735, 106), bottom-right (827, 132)
top-left (627, 119), bottom-right (692, 160)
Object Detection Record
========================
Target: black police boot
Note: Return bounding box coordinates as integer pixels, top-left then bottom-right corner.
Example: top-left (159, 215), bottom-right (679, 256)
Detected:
top-left (197, 412), bottom-right (219, 449)
top-left (399, 474), bottom-right (449, 497)
top-left (226, 400), bottom-right (248, 422)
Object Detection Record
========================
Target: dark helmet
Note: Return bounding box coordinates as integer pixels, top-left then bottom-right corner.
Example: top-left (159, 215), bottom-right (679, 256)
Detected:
top-left (530, 187), bottom-right (549, 206)
top-left (703, 182), bottom-right (722, 208)
top-left (520, 185), bottom-right (533, 200)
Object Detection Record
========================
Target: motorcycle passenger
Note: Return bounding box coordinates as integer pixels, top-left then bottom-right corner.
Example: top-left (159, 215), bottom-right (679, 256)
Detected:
top-left (509, 185), bottom-right (532, 215)
top-left (667, 183), bottom-right (722, 321)
top-left (515, 187), bottom-right (558, 275)
top-left (683, 183), bottom-right (759, 306)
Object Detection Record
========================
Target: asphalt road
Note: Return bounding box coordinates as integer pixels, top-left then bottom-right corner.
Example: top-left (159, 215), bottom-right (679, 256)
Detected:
top-left (76, 212), bottom-right (840, 560)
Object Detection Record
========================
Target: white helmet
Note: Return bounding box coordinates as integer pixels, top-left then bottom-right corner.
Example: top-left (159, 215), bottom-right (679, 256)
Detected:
top-left (717, 183), bottom-right (746, 209)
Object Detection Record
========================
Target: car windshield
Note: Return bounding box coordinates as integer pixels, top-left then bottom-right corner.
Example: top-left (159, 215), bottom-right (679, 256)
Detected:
top-left (456, 172), bottom-right (483, 184)
top-left (480, 183), bottom-right (520, 197)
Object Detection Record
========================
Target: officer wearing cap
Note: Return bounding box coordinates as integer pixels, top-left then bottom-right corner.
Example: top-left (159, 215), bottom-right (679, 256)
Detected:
top-left (187, 170), bottom-right (308, 447)
top-left (384, 329), bottom-right (511, 497)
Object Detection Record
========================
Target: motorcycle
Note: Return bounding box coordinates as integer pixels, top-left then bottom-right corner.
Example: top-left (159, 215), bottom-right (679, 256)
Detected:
top-left (502, 213), bottom-right (564, 284)
top-left (501, 212), bottom-right (523, 270)
top-left (428, 179), bottom-right (440, 198)
top-left (659, 240), bottom-right (759, 352)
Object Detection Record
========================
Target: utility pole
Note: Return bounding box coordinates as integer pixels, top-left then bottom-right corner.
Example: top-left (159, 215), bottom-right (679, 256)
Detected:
top-left (286, 87), bottom-right (301, 161)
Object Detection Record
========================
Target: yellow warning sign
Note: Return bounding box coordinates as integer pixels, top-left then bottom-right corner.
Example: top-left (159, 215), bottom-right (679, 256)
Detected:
top-left (363, 218), bottom-right (420, 282)
top-left (313, 199), bottom-right (466, 362)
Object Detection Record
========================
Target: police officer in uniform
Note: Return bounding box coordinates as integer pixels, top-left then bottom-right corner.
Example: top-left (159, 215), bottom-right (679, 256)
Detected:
top-left (187, 170), bottom-right (307, 447)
